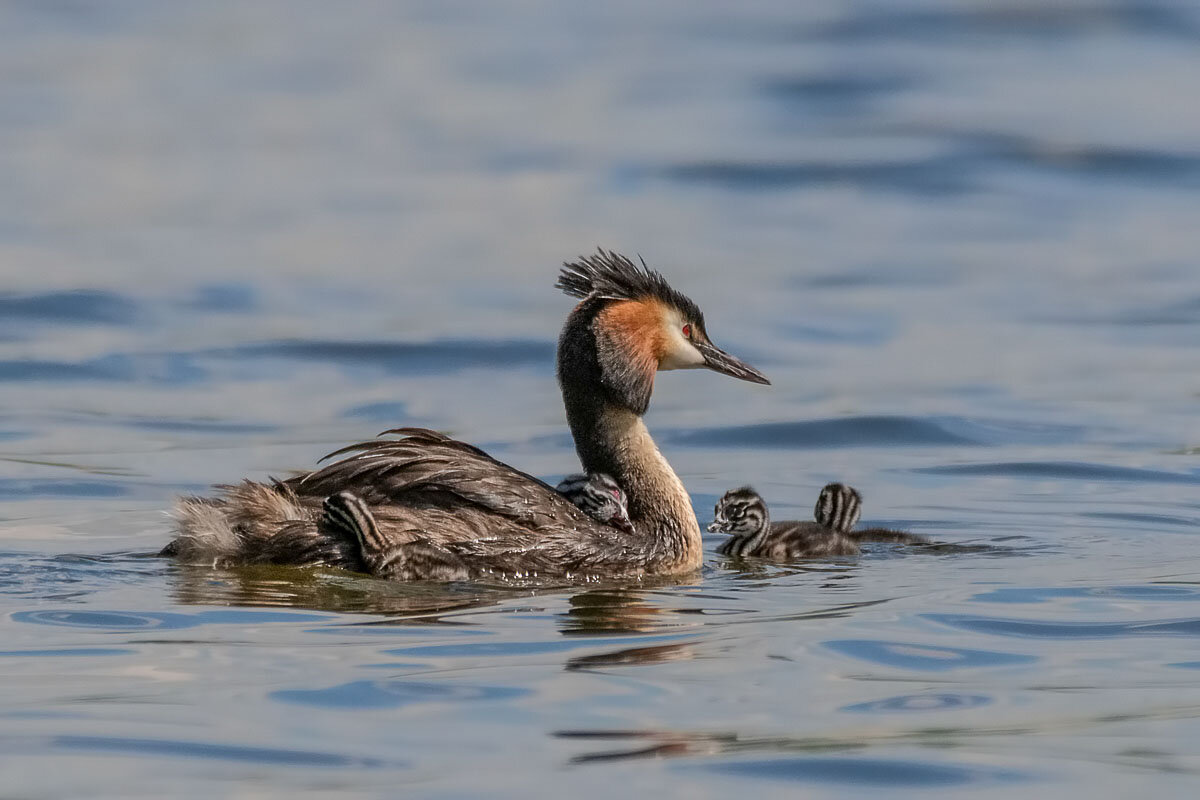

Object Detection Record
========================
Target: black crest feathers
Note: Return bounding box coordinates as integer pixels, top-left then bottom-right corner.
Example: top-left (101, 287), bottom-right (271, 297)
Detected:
top-left (557, 249), bottom-right (703, 323)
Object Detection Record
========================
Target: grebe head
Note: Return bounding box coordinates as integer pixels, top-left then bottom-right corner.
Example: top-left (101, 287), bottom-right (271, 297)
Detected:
top-left (708, 486), bottom-right (769, 538)
top-left (814, 482), bottom-right (862, 534)
top-left (556, 472), bottom-right (633, 533)
top-left (558, 250), bottom-right (769, 415)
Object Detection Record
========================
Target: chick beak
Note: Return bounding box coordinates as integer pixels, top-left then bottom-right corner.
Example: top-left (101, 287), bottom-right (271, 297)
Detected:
top-left (611, 516), bottom-right (635, 534)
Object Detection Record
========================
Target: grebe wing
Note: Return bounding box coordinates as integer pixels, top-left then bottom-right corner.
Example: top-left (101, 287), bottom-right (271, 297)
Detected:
top-left (291, 428), bottom-right (591, 528)
top-left (170, 428), bottom-right (629, 572)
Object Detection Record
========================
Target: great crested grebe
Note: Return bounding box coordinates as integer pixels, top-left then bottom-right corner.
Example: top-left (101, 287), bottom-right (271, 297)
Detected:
top-left (164, 250), bottom-right (769, 579)
top-left (711, 483), bottom-right (861, 559)
top-left (555, 473), bottom-right (632, 533)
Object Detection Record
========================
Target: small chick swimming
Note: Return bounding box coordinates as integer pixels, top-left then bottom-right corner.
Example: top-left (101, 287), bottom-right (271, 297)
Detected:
top-left (813, 481), bottom-right (863, 535)
top-left (711, 483), bottom-right (860, 559)
top-left (828, 483), bottom-right (929, 545)
top-left (711, 482), bottom-right (928, 560)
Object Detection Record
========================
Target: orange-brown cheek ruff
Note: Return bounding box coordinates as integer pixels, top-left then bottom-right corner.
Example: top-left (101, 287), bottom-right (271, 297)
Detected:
top-left (597, 299), bottom-right (669, 364)
top-left (594, 299), bottom-right (670, 413)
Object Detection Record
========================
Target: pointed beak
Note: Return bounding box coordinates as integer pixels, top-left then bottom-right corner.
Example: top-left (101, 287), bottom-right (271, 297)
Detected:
top-left (612, 516), bottom-right (635, 534)
top-left (695, 341), bottom-right (770, 385)
top-left (707, 520), bottom-right (726, 534)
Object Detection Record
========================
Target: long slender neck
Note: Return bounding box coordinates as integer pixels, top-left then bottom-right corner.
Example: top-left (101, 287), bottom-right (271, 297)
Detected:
top-left (557, 301), bottom-right (701, 572)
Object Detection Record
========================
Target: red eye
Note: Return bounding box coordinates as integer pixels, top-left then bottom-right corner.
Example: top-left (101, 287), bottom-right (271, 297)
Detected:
top-left (611, 489), bottom-right (620, 499)
top-left (682, 324), bottom-right (691, 338)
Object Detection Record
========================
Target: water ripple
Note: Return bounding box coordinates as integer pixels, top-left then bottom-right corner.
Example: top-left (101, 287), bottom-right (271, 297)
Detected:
top-left (0, 354), bottom-right (206, 385)
top-left (0, 358), bottom-right (131, 383)
top-left (0, 290), bottom-right (140, 326)
top-left (810, 5), bottom-right (1200, 44)
top-left (385, 634), bottom-right (692, 659)
top-left (54, 734), bottom-right (395, 768)
top-left (0, 339), bottom-right (556, 386)
top-left (912, 461), bottom-right (1200, 484)
top-left (925, 613), bottom-right (1200, 639)
top-left (1080, 511), bottom-right (1199, 528)
top-left (208, 338), bottom-right (555, 374)
top-left (181, 284), bottom-right (258, 313)
top-left (671, 415), bottom-right (1086, 450)
top-left (662, 137), bottom-right (1200, 197)
top-left (0, 554), bottom-right (166, 600)
top-left (0, 479), bottom-right (129, 499)
top-left (12, 608), bottom-right (328, 630)
top-left (777, 318), bottom-right (895, 346)
top-left (665, 415), bottom-right (976, 449)
top-left (660, 157), bottom-right (973, 196)
top-left (341, 401), bottom-right (410, 422)
top-left (121, 417), bottom-right (280, 435)
top-left (696, 756), bottom-right (1029, 787)
top-left (0, 648), bottom-right (135, 657)
top-left (763, 73), bottom-right (914, 110)
top-left (824, 639), bottom-right (1036, 670)
top-left (271, 680), bottom-right (528, 709)
top-left (12, 609), bottom-right (200, 630)
top-left (971, 586), bottom-right (1200, 604)
top-left (840, 693), bottom-right (992, 714)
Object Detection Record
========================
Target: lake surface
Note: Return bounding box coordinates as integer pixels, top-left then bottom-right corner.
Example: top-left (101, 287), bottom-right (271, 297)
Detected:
top-left (3, 1), bottom-right (1200, 796)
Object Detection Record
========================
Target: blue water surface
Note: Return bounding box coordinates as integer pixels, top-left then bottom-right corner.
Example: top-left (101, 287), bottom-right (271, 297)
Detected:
top-left (2, 1), bottom-right (1200, 797)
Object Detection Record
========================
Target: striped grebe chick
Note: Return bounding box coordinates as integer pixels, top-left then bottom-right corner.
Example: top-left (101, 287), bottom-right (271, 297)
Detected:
top-left (814, 481), bottom-right (862, 534)
top-left (828, 484), bottom-right (929, 545)
top-left (320, 491), bottom-right (472, 581)
top-left (165, 250), bottom-right (768, 580)
top-left (711, 484), bottom-right (860, 559)
top-left (555, 473), bottom-right (632, 533)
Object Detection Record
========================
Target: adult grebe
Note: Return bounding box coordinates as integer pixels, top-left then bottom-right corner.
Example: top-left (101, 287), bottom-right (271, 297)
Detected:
top-left (165, 250), bottom-right (769, 579)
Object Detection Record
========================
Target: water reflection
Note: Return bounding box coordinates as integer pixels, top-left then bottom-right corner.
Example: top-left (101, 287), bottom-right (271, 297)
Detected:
top-left (565, 641), bottom-right (697, 671)
top-left (554, 728), bottom-right (1031, 787)
top-left (169, 563), bottom-right (507, 617)
top-left (559, 588), bottom-right (680, 635)
top-left (169, 563), bottom-right (702, 627)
